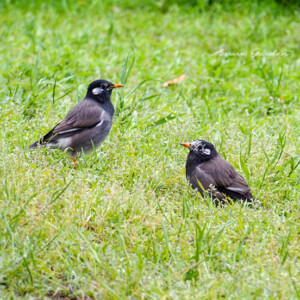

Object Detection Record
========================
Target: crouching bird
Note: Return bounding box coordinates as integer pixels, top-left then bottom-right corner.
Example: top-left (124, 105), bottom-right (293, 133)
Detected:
top-left (181, 139), bottom-right (254, 205)
top-left (29, 79), bottom-right (123, 168)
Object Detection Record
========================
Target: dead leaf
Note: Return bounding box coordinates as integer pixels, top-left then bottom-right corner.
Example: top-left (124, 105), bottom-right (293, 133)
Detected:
top-left (85, 222), bottom-right (95, 231)
top-left (163, 74), bottom-right (186, 88)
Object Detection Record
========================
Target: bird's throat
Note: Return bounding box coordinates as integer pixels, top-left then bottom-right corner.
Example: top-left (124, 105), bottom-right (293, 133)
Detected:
top-left (187, 151), bottom-right (211, 166)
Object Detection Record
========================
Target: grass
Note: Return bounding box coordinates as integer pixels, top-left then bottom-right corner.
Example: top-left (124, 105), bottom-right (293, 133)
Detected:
top-left (0, 0), bottom-right (299, 299)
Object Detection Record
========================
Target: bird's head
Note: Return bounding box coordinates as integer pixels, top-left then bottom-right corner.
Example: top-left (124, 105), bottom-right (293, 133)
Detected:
top-left (87, 79), bottom-right (123, 103)
top-left (181, 139), bottom-right (218, 161)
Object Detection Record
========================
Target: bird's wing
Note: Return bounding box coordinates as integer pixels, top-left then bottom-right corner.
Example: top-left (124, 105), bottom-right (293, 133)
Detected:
top-left (190, 167), bottom-right (217, 191)
top-left (201, 155), bottom-right (251, 195)
top-left (190, 166), bottom-right (226, 201)
top-left (39, 99), bottom-right (105, 144)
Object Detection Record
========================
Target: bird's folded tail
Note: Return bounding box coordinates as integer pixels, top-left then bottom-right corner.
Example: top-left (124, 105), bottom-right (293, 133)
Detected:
top-left (28, 141), bottom-right (40, 149)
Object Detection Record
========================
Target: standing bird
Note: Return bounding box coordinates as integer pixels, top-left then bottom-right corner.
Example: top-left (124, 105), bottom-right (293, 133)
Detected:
top-left (29, 79), bottom-right (123, 167)
top-left (181, 139), bottom-right (254, 204)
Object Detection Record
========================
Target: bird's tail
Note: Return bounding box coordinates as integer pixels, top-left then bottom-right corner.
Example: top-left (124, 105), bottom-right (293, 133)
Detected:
top-left (28, 141), bottom-right (39, 149)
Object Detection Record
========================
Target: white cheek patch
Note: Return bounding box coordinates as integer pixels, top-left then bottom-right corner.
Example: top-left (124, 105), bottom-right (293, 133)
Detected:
top-left (92, 87), bottom-right (103, 95)
top-left (191, 140), bottom-right (202, 148)
top-left (202, 148), bottom-right (211, 155)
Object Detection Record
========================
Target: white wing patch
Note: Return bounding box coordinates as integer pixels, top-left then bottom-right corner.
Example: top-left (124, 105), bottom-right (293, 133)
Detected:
top-left (96, 120), bottom-right (104, 127)
top-left (226, 186), bottom-right (247, 193)
top-left (55, 120), bottom-right (104, 135)
top-left (57, 128), bottom-right (80, 134)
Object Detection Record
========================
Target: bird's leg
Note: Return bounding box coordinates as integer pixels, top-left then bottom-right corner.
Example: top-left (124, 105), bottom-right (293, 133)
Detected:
top-left (72, 157), bottom-right (78, 169)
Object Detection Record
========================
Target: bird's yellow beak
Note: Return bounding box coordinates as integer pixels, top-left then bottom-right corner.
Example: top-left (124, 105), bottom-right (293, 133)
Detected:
top-left (113, 83), bottom-right (124, 88)
top-left (181, 143), bottom-right (190, 148)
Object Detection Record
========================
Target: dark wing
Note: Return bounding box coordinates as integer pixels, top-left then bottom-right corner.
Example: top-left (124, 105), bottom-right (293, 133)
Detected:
top-left (39, 99), bottom-right (104, 144)
top-left (201, 155), bottom-right (253, 201)
top-left (190, 167), bottom-right (217, 191)
top-left (189, 167), bottom-right (227, 201)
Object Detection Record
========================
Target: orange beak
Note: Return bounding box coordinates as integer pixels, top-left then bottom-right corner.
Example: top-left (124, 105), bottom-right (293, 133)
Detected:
top-left (113, 83), bottom-right (124, 88)
top-left (181, 143), bottom-right (190, 148)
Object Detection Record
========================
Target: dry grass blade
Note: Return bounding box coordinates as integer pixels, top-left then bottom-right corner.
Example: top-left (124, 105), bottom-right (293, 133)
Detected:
top-left (162, 74), bottom-right (187, 87)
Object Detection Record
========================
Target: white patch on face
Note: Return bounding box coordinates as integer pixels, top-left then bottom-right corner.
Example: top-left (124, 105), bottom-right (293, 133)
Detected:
top-left (191, 140), bottom-right (203, 148)
top-left (191, 140), bottom-right (210, 155)
top-left (92, 87), bottom-right (103, 95)
top-left (202, 148), bottom-right (211, 155)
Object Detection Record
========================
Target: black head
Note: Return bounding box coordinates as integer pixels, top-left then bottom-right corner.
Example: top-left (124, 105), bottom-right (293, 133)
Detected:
top-left (86, 79), bottom-right (123, 103)
top-left (181, 139), bottom-right (218, 162)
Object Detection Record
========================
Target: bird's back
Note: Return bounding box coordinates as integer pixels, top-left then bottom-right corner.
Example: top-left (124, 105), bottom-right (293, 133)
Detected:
top-left (187, 154), bottom-right (253, 203)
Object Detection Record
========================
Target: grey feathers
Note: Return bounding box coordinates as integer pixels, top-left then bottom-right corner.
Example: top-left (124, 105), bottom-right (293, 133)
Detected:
top-left (28, 79), bottom-right (119, 158)
top-left (184, 140), bottom-right (254, 204)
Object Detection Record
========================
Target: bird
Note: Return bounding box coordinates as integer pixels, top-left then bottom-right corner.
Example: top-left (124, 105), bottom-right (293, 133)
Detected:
top-left (181, 139), bottom-right (254, 204)
top-left (29, 79), bottom-right (123, 168)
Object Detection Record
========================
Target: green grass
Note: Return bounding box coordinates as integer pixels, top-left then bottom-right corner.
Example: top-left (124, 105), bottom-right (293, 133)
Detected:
top-left (0, 1), bottom-right (299, 299)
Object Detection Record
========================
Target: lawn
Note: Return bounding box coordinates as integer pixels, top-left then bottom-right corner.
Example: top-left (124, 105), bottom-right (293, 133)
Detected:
top-left (0, 0), bottom-right (299, 299)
